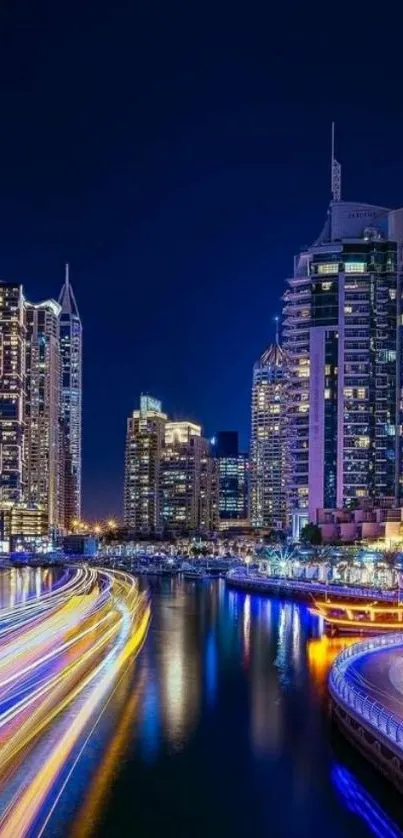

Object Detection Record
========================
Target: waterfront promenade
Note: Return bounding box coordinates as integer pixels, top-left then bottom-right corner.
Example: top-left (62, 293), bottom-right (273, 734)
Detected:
top-left (330, 633), bottom-right (403, 790)
top-left (226, 571), bottom-right (397, 602)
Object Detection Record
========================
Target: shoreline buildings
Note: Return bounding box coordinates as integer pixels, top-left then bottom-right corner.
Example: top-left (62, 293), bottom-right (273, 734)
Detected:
top-left (58, 265), bottom-right (83, 528)
top-left (124, 395), bottom-right (167, 536)
top-left (0, 284), bottom-right (26, 505)
top-left (0, 270), bottom-right (82, 549)
top-left (25, 298), bottom-right (62, 533)
top-left (282, 155), bottom-right (403, 535)
top-left (249, 338), bottom-right (289, 530)
top-left (124, 396), bottom-right (218, 537)
top-left (212, 431), bottom-right (248, 527)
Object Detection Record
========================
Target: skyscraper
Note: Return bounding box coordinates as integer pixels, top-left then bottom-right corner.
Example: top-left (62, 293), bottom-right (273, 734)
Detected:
top-left (212, 431), bottom-right (248, 522)
top-left (249, 341), bottom-right (290, 529)
top-left (58, 265), bottom-right (82, 528)
top-left (161, 421), bottom-right (218, 536)
top-left (0, 283), bottom-right (26, 503)
top-left (124, 395), bottom-right (167, 535)
top-left (25, 299), bottom-right (62, 532)
top-left (283, 198), bottom-right (403, 528)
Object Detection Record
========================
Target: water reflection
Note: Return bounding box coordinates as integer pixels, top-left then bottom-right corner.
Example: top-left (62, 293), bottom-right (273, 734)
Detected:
top-left (9, 573), bottom-right (394, 838)
top-left (71, 668), bottom-right (146, 838)
top-left (306, 635), bottom-right (359, 697)
top-left (121, 578), bottom-right (403, 838)
top-left (0, 566), bottom-right (61, 610)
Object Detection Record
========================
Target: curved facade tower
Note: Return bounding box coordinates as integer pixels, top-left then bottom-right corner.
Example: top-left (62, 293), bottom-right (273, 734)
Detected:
top-left (58, 265), bottom-right (82, 528)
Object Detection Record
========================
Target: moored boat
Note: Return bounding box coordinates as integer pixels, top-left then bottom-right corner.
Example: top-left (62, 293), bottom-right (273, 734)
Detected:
top-left (311, 598), bottom-right (403, 635)
top-left (182, 568), bottom-right (209, 581)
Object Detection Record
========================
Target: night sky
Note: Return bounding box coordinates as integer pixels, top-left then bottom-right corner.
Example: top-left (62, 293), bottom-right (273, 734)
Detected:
top-left (1, 1), bottom-right (403, 517)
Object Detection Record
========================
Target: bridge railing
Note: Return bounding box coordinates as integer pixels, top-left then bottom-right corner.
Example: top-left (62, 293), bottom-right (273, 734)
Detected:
top-left (329, 632), bottom-right (403, 748)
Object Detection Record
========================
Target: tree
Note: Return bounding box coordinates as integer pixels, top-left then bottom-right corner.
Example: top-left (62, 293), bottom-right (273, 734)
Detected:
top-left (300, 523), bottom-right (322, 546)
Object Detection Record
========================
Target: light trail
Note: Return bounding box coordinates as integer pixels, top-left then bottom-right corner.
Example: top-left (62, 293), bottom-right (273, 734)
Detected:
top-left (0, 566), bottom-right (150, 837)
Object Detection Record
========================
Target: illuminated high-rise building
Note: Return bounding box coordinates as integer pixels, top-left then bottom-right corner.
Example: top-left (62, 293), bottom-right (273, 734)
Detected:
top-left (162, 421), bottom-right (218, 536)
top-left (25, 299), bottom-right (62, 532)
top-left (212, 431), bottom-right (248, 522)
top-left (283, 196), bottom-right (403, 530)
top-left (249, 340), bottom-right (290, 529)
top-left (58, 265), bottom-right (82, 528)
top-left (124, 395), bottom-right (167, 535)
top-left (0, 283), bottom-right (26, 503)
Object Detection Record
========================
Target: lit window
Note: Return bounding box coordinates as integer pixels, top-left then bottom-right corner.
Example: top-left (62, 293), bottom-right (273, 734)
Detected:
top-left (357, 388), bottom-right (366, 399)
top-left (344, 388), bottom-right (353, 398)
top-left (356, 488), bottom-right (367, 497)
top-left (325, 365), bottom-right (331, 375)
top-left (356, 436), bottom-right (370, 448)
top-left (390, 289), bottom-right (396, 300)
top-left (318, 264), bottom-right (338, 276)
top-left (298, 404), bottom-right (309, 413)
top-left (344, 305), bottom-right (352, 314)
top-left (344, 262), bottom-right (366, 273)
top-left (324, 388), bottom-right (331, 399)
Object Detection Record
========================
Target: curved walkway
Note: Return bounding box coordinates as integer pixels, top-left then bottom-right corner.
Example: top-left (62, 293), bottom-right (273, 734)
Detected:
top-left (329, 633), bottom-right (403, 788)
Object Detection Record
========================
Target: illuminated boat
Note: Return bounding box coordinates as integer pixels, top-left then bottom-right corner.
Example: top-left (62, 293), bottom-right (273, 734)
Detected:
top-left (310, 598), bottom-right (403, 635)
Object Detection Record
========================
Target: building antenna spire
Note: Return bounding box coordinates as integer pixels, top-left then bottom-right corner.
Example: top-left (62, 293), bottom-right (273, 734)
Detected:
top-left (65, 262), bottom-right (70, 287)
top-left (274, 315), bottom-right (280, 345)
top-left (331, 122), bottom-right (342, 202)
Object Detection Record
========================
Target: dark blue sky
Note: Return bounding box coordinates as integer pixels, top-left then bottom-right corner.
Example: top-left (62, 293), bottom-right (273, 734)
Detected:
top-left (1, 1), bottom-right (403, 517)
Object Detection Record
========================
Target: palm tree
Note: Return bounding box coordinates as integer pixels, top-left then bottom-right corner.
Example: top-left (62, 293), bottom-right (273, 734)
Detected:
top-left (267, 544), bottom-right (298, 578)
top-left (380, 548), bottom-right (399, 590)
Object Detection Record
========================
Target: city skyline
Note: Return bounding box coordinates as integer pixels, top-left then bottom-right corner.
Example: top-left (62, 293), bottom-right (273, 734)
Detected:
top-left (12, 166), bottom-right (403, 524)
top-left (2, 3), bottom-right (403, 519)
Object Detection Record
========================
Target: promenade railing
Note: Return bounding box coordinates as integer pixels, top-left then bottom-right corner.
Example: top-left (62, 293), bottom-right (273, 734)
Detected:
top-left (226, 571), bottom-right (397, 602)
top-left (329, 632), bottom-right (403, 749)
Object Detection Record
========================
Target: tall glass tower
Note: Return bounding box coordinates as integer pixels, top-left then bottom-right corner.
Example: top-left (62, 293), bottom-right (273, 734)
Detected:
top-left (58, 265), bottom-right (82, 528)
top-left (25, 299), bottom-right (62, 532)
top-left (283, 200), bottom-right (403, 525)
top-left (0, 283), bottom-right (26, 503)
top-left (249, 341), bottom-right (290, 529)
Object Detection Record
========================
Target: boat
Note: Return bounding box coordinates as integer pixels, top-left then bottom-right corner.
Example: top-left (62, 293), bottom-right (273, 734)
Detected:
top-left (139, 564), bottom-right (179, 576)
top-left (310, 598), bottom-right (403, 635)
top-left (182, 568), bottom-right (209, 581)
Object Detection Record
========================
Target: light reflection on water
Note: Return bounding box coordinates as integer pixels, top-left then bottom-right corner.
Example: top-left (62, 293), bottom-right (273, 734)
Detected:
top-left (21, 573), bottom-right (400, 838)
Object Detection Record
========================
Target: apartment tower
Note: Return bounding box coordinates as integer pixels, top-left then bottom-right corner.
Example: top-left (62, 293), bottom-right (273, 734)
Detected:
top-left (283, 161), bottom-right (403, 528)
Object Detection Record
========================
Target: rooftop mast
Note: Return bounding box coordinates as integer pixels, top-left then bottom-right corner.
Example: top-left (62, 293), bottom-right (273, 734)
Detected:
top-left (331, 122), bottom-right (342, 202)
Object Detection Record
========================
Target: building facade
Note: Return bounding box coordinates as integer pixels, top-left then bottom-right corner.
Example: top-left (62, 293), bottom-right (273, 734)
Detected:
top-left (0, 271), bottom-right (82, 543)
top-left (124, 396), bottom-right (167, 535)
top-left (0, 503), bottom-right (48, 552)
top-left (249, 343), bottom-right (289, 529)
top-left (25, 299), bottom-right (62, 532)
top-left (124, 400), bottom-right (218, 537)
top-left (162, 421), bottom-right (218, 536)
top-left (58, 265), bottom-right (82, 528)
top-left (213, 431), bottom-right (248, 521)
top-left (0, 283), bottom-right (26, 504)
top-left (283, 200), bottom-right (403, 526)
